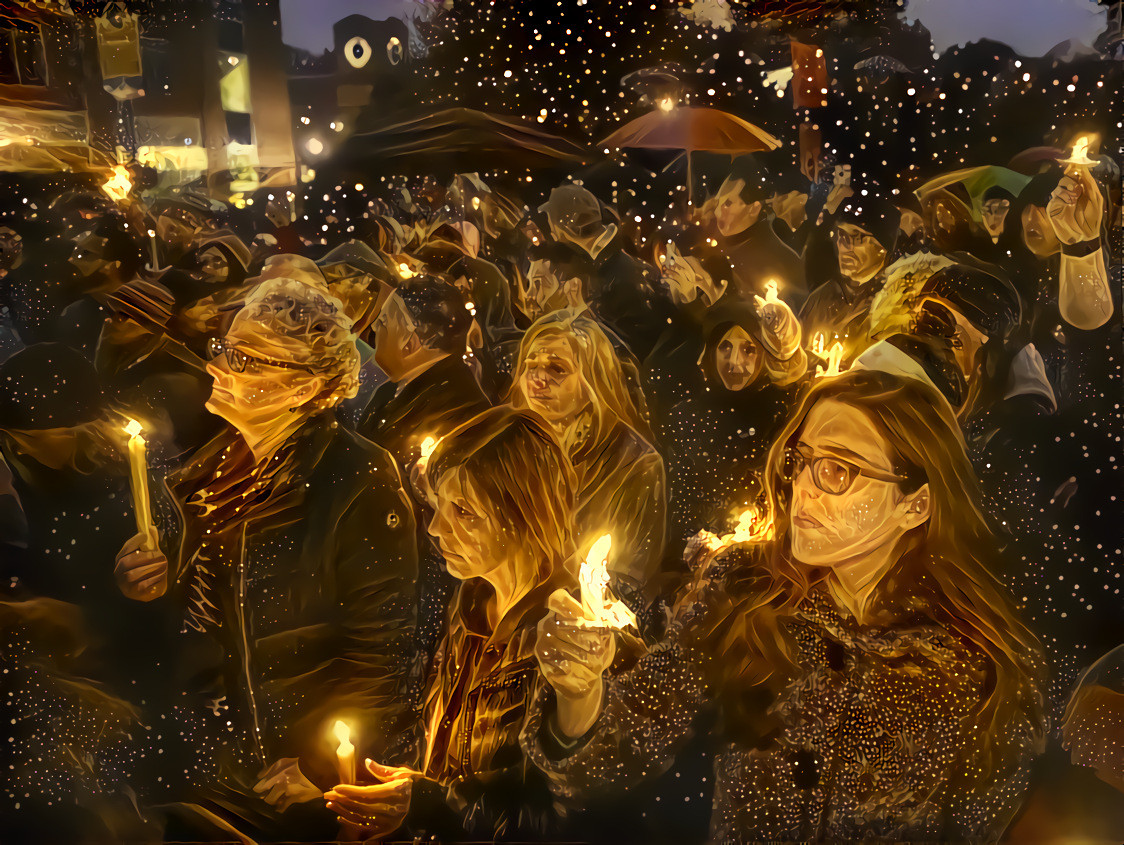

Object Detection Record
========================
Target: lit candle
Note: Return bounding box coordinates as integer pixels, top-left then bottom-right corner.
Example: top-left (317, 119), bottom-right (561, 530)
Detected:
top-left (101, 165), bottom-right (133, 203)
top-left (332, 719), bottom-right (356, 784)
top-left (397, 262), bottom-right (415, 279)
top-left (763, 279), bottom-right (781, 304)
top-left (814, 341), bottom-right (846, 378)
top-left (1064, 135), bottom-right (1096, 168)
top-left (417, 435), bottom-right (437, 471)
top-left (576, 534), bottom-right (637, 630)
top-left (123, 419), bottom-right (157, 550)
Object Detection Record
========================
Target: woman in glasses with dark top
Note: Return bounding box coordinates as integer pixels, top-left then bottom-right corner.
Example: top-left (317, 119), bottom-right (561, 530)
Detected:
top-left (527, 368), bottom-right (1046, 844)
top-left (113, 275), bottom-right (419, 842)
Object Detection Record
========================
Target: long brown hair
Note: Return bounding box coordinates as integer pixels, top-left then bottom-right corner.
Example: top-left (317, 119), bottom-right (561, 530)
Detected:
top-left (507, 308), bottom-right (656, 450)
top-left (694, 369), bottom-right (1046, 755)
top-left (428, 406), bottom-right (579, 592)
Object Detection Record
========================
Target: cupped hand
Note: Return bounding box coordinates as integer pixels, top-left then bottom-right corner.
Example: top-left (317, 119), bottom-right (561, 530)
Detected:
top-left (324, 759), bottom-right (422, 840)
top-left (1048, 165), bottom-right (1104, 244)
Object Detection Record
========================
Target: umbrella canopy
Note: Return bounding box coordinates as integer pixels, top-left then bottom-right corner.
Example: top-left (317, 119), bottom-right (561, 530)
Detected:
top-left (599, 106), bottom-right (781, 156)
top-left (915, 165), bottom-right (1032, 223)
top-left (332, 108), bottom-right (591, 178)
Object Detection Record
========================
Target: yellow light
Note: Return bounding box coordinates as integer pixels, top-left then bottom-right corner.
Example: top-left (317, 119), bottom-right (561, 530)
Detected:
top-left (657, 96), bottom-right (675, 112)
top-left (418, 435), bottom-right (437, 468)
top-left (332, 719), bottom-right (352, 750)
top-left (124, 418), bottom-right (143, 438)
top-left (397, 262), bottom-right (415, 279)
top-left (101, 165), bottom-right (133, 203)
top-left (306, 137), bottom-right (324, 155)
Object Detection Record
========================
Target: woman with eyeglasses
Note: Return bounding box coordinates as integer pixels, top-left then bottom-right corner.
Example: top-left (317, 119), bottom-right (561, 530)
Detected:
top-left (112, 276), bottom-right (420, 842)
top-left (527, 368), bottom-right (1046, 843)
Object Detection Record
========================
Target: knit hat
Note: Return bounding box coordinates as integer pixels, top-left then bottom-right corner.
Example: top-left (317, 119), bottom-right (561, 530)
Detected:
top-left (835, 195), bottom-right (901, 253)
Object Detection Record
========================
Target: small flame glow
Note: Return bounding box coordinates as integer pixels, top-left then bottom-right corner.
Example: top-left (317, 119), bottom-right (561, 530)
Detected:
top-left (332, 719), bottom-right (352, 751)
top-left (1070, 136), bottom-right (1090, 162)
top-left (124, 419), bottom-right (143, 438)
top-left (102, 165), bottom-right (133, 203)
top-left (397, 262), bottom-right (415, 279)
top-left (814, 341), bottom-right (846, 379)
top-left (577, 534), bottom-right (636, 629)
top-left (657, 97), bottom-right (675, 113)
top-left (419, 436), bottom-right (437, 463)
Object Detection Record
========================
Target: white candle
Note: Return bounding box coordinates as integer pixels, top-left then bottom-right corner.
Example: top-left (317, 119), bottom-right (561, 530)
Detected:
top-left (332, 719), bottom-right (356, 784)
top-left (124, 419), bottom-right (156, 550)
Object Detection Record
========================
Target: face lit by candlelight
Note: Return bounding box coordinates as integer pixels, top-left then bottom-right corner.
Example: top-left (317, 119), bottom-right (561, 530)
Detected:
top-left (788, 399), bottom-right (929, 568)
top-left (205, 313), bottom-right (327, 434)
top-left (715, 326), bottom-right (759, 391)
top-left (428, 467), bottom-right (509, 581)
top-left (518, 335), bottom-right (590, 423)
top-left (833, 222), bottom-right (886, 284)
top-left (980, 198), bottom-right (1011, 240)
top-left (715, 177), bottom-right (763, 238)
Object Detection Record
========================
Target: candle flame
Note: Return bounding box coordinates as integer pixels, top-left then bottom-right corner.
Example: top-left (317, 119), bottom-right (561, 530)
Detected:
top-left (657, 97), bottom-right (675, 113)
top-left (814, 341), bottom-right (846, 378)
top-left (577, 534), bottom-right (636, 630)
top-left (419, 435), bottom-right (437, 466)
top-left (764, 279), bottom-right (781, 304)
top-left (332, 719), bottom-right (353, 752)
top-left (811, 332), bottom-right (826, 357)
top-left (124, 419), bottom-right (143, 438)
top-left (1070, 136), bottom-right (1089, 162)
top-left (730, 506), bottom-right (775, 544)
top-left (397, 262), bottom-right (415, 279)
top-left (102, 165), bottom-right (132, 202)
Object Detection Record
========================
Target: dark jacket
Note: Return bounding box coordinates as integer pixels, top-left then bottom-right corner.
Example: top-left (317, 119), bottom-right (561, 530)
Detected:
top-left (159, 416), bottom-right (420, 795)
top-left (705, 219), bottom-right (807, 310)
top-left (361, 354), bottom-right (490, 473)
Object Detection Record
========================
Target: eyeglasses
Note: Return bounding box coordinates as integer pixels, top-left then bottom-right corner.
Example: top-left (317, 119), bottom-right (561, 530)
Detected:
top-left (783, 442), bottom-right (910, 495)
top-left (206, 337), bottom-right (315, 374)
top-left (833, 229), bottom-right (873, 249)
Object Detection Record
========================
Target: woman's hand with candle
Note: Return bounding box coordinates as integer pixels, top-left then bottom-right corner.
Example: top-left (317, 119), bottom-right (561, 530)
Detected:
top-left (114, 531), bottom-right (168, 601)
top-left (536, 590), bottom-right (616, 740)
top-left (1048, 165), bottom-right (1104, 244)
top-left (324, 759), bottom-right (420, 839)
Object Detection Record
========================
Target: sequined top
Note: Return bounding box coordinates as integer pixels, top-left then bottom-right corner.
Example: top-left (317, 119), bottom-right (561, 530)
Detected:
top-left (523, 547), bottom-right (1045, 843)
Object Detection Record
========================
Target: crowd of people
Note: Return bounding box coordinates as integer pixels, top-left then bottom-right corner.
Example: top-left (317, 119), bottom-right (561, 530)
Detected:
top-left (0, 131), bottom-right (1120, 844)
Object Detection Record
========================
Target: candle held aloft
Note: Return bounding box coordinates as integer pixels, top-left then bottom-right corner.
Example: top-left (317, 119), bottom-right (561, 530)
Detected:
top-left (332, 719), bottom-right (356, 784)
top-left (1063, 135), bottom-right (1096, 167)
top-left (124, 419), bottom-right (158, 551)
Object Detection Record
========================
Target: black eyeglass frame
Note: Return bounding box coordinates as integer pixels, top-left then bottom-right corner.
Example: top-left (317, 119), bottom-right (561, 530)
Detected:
top-left (783, 441), bottom-right (911, 495)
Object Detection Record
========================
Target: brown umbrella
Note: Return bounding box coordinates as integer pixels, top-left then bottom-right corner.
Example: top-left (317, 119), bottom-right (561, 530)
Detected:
top-left (599, 105), bottom-right (782, 201)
